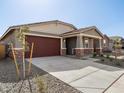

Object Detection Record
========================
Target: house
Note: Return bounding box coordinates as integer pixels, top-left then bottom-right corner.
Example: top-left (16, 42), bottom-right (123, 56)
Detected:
top-left (0, 20), bottom-right (104, 58)
top-left (109, 39), bottom-right (115, 51)
top-left (103, 35), bottom-right (112, 52)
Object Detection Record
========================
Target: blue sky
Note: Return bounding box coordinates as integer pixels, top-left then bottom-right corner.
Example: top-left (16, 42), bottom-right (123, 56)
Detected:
top-left (0, 0), bottom-right (124, 37)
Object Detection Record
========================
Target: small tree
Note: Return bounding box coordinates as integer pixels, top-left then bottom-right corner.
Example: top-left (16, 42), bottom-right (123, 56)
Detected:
top-left (113, 39), bottom-right (122, 61)
top-left (10, 43), bottom-right (20, 79)
top-left (16, 26), bottom-right (30, 78)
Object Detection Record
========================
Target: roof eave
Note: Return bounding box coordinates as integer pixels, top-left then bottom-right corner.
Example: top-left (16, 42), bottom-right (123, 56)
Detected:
top-left (0, 20), bottom-right (77, 40)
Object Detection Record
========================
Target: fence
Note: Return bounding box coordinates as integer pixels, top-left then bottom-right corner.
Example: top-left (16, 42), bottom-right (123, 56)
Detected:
top-left (0, 44), bottom-right (5, 60)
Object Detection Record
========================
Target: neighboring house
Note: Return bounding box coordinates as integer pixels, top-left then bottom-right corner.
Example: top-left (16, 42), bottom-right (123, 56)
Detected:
top-left (0, 20), bottom-right (104, 58)
top-left (109, 39), bottom-right (115, 51)
top-left (103, 35), bottom-right (112, 52)
top-left (103, 35), bottom-right (110, 51)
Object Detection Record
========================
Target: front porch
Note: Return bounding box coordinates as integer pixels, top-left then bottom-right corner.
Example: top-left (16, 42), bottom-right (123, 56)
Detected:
top-left (61, 34), bottom-right (103, 58)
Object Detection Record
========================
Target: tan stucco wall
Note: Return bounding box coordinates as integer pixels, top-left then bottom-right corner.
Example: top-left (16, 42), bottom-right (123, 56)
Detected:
top-left (1, 30), bottom-right (22, 48)
top-left (103, 36), bottom-right (109, 48)
top-left (28, 23), bottom-right (74, 35)
top-left (1, 31), bottom-right (16, 46)
top-left (89, 38), bottom-right (93, 48)
top-left (103, 36), bottom-right (113, 51)
top-left (14, 30), bottom-right (23, 48)
top-left (2, 23), bottom-right (75, 48)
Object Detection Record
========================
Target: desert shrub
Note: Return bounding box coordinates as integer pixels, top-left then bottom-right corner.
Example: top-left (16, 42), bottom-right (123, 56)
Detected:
top-left (109, 58), bottom-right (113, 61)
top-left (106, 54), bottom-right (110, 59)
top-left (93, 52), bottom-right (97, 58)
top-left (101, 58), bottom-right (105, 62)
top-left (35, 75), bottom-right (46, 93)
top-left (100, 54), bottom-right (104, 57)
top-left (122, 59), bottom-right (124, 62)
top-left (115, 61), bottom-right (121, 66)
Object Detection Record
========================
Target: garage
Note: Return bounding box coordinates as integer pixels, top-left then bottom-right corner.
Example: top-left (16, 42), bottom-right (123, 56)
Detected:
top-left (25, 35), bottom-right (60, 58)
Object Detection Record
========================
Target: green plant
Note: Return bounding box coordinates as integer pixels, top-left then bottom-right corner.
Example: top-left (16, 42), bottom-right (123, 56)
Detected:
top-left (35, 76), bottom-right (46, 93)
top-left (93, 52), bottom-right (97, 58)
top-left (109, 58), bottom-right (113, 61)
top-left (101, 58), bottom-right (105, 62)
top-left (115, 61), bottom-right (121, 66)
top-left (106, 54), bottom-right (110, 59)
top-left (100, 54), bottom-right (104, 57)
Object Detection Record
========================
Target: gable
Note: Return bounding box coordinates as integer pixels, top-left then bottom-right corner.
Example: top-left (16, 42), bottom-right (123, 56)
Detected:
top-left (28, 23), bottom-right (75, 35)
top-left (0, 20), bottom-right (77, 41)
top-left (82, 29), bottom-right (103, 38)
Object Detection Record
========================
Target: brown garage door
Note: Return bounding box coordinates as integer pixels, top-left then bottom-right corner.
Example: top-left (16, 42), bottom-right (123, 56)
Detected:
top-left (25, 35), bottom-right (60, 58)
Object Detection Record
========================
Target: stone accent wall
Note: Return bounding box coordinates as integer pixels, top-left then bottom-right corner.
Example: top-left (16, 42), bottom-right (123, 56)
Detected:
top-left (61, 49), bottom-right (66, 56)
top-left (95, 48), bottom-right (103, 54)
top-left (75, 49), bottom-right (84, 57)
top-left (84, 49), bottom-right (94, 55)
top-left (75, 48), bottom-right (103, 57)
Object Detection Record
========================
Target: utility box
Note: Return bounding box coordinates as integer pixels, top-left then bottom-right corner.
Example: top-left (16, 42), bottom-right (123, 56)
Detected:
top-left (0, 44), bottom-right (5, 60)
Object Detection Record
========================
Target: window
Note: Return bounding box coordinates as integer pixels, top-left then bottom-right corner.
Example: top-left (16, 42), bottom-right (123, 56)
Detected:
top-left (103, 39), bottom-right (106, 46)
top-left (84, 38), bottom-right (89, 48)
top-left (103, 39), bottom-right (106, 44)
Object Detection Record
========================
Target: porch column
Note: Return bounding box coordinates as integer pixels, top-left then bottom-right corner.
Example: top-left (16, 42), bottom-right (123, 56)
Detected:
top-left (61, 38), bottom-right (66, 56)
top-left (75, 34), bottom-right (84, 57)
top-left (76, 34), bottom-right (83, 48)
top-left (91, 39), bottom-right (94, 53)
top-left (99, 38), bottom-right (102, 54)
top-left (91, 39), bottom-right (94, 48)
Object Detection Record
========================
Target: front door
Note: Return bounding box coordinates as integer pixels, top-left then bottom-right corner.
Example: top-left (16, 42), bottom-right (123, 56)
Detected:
top-left (66, 37), bottom-right (76, 55)
top-left (93, 39), bottom-right (99, 53)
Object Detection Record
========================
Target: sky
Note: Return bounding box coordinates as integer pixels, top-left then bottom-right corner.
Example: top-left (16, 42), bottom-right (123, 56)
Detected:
top-left (0, 0), bottom-right (124, 37)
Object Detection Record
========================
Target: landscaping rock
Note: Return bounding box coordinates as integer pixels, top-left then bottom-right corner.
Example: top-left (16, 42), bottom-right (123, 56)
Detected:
top-left (0, 58), bottom-right (82, 93)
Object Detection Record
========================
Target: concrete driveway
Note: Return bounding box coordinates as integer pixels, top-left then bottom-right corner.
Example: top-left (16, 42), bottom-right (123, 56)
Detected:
top-left (27, 56), bottom-right (124, 93)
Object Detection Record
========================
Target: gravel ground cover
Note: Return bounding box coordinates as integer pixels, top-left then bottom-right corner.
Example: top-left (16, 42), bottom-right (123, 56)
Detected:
top-left (94, 56), bottom-right (124, 68)
top-left (0, 58), bottom-right (82, 93)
